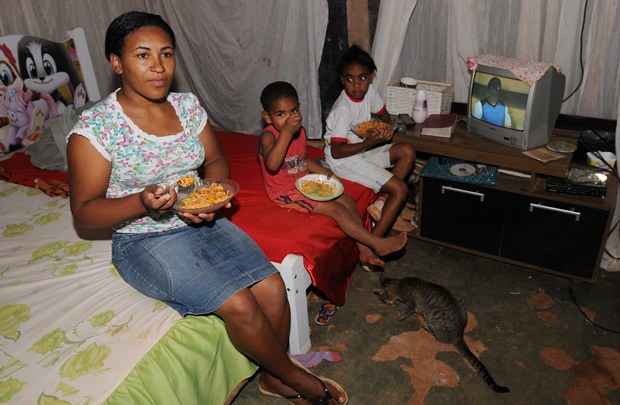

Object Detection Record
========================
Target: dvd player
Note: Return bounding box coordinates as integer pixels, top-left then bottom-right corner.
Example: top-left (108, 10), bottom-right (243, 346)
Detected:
top-left (545, 177), bottom-right (607, 198)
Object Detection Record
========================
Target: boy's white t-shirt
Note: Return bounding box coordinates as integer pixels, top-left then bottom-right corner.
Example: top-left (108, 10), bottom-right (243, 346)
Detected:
top-left (323, 84), bottom-right (384, 163)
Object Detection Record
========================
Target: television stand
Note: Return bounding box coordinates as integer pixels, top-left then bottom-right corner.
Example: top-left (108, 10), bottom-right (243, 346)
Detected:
top-left (395, 124), bottom-right (616, 280)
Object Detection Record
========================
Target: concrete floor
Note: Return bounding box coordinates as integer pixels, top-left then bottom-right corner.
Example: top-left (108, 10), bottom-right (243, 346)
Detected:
top-left (234, 238), bottom-right (620, 404)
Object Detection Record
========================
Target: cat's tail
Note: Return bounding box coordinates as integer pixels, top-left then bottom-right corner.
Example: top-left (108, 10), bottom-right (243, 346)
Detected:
top-left (456, 340), bottom-right (510, 393)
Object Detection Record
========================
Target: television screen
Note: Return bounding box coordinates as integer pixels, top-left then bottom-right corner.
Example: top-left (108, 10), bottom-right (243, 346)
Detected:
top-left (469, 71), bottom-right (530, 131)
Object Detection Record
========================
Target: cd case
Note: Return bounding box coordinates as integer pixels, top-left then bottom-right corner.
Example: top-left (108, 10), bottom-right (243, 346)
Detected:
top-left (421, 156), bottom-right (497, 186)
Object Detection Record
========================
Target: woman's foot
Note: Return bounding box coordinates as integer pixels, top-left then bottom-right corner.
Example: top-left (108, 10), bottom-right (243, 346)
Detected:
top-left (259, 369), bottom-right (348, 404)
top-left (373, 232), bottom-right (407, 257)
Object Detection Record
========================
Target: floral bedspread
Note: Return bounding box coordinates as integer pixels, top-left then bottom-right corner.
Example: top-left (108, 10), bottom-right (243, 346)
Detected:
top-left (0, 181), bottom-right (183, 404)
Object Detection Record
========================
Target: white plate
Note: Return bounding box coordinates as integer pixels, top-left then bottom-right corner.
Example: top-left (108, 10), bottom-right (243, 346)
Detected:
top-left (295, 174), bottom-right (344, 201)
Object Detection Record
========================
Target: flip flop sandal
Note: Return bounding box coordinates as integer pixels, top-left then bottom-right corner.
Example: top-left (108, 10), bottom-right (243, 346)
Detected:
top-left (284, 375), bottom-right (348, 404)
top-left (258, 357), bottom-right (349, 404)
top-left (314, 303), bottom-right (337, 326)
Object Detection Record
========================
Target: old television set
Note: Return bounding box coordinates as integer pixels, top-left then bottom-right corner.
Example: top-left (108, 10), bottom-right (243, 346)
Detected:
top-left (467, 63), bottom-right (566, 150)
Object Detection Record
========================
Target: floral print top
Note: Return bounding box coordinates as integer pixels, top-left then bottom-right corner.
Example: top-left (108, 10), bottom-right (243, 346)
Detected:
top-left (69, 90), bottom-right (207, 234)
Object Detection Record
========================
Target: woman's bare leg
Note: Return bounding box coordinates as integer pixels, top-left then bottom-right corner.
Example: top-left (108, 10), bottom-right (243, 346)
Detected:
top-left (216, 275), bottom-right (346, 404)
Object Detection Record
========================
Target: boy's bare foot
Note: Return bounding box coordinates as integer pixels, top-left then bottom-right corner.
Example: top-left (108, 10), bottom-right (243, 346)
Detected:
top-left (358, 244), bottom-right (385, 267)
top-left (373, 232), bottom-right (407, 257)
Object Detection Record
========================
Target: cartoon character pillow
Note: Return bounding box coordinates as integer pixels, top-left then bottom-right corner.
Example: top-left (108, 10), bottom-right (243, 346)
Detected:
top-left (0, 29), bottom-right (99, 155)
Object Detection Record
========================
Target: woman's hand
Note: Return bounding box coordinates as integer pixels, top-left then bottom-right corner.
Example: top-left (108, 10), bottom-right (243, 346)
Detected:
top-left (140, 184), bottom-right (177, 213)
top-left (178, 202), bottom-right (232, 224)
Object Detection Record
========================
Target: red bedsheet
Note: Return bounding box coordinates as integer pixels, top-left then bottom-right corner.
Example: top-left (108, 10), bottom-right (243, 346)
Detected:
top-left (219, 131), bottom-right (374, 305)
top-left (0, 132), bottom-right (375, 305)
top-left (0, 152), bottom-right (68, 187)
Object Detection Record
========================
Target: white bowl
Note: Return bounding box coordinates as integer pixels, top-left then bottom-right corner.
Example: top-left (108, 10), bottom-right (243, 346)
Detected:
top-left (400, 77), bottom-right (417, 88)
top-left (295, 174), bottom-right (344, 201)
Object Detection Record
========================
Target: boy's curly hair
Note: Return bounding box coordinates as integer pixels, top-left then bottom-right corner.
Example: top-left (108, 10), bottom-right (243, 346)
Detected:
top-left (338, 45), bottom-right (377, 76)
top-left (105, 11), bottom-right (176, 60)
top-left (260, 81), bottom-right (299, 111)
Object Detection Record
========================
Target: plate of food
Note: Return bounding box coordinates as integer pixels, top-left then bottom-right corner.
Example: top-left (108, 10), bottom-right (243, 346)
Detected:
top-left (352, 119), bottom-right (394, 138)
top-left (174, 178), bottom-right (239, 214)
top-left (295, 174), bottom-right (344, 202)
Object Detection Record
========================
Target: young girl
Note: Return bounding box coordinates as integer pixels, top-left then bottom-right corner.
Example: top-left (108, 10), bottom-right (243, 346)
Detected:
top-left (67, 11), bottom-right (347, 404)
top-left (258, 81), bottom-right (407, 274)
top-left (324, 45), bottom-right (416, 239)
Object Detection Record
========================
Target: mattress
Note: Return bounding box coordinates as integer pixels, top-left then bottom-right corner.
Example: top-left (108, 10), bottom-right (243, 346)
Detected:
top-left (0, 180), bottom-right (256, 404)
top-left (0, 132), bottom-right (376, 305)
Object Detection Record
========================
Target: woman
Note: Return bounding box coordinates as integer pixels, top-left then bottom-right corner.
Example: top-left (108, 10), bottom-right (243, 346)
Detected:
top-left (67, 11), bottom-right (347, 405)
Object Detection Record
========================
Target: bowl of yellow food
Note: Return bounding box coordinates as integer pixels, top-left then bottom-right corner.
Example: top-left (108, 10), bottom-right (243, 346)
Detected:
top-left (295, 174), bottom-right (344, 202)
top-left (174, 178), bottom-right (239, 214)
top-left (352, 120), bottom-right (394, 138)
top-left (176, 174), bottom-right (198, 193)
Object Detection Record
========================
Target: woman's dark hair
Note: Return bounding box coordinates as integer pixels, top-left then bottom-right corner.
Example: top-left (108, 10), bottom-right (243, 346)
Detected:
top-left (105, 11), bottom-right (176, 60)
top-left (260, 81), bottom-right (299, 111)
top-left (338, 45), bottom-right (377, 76)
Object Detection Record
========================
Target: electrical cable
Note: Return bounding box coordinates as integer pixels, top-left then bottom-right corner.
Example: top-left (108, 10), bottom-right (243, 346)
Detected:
top-left (569, 282), bottom-right (620, 334)
top-left (561, 0), bottom-right (589, 103)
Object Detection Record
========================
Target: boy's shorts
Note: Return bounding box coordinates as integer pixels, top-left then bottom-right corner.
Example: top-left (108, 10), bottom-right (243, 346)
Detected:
top-left (329, 144), bottom-right (393, 193)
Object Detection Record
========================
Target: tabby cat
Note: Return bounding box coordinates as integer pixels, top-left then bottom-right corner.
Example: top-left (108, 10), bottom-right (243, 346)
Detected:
top-left (374, 275), bottom-right (510, 393)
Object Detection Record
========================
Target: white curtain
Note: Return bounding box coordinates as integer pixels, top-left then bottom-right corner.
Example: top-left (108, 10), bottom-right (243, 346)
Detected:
top-left (601, 101), bottom-right (620, 272)
top-left (394, 0), bottom-right (620, 120)
top-left (370, 0), bottom-right (418, 99)
top-left (0, 0), bottom-right (328, 137)
top-left (374, 0), bottom-right (620, 271)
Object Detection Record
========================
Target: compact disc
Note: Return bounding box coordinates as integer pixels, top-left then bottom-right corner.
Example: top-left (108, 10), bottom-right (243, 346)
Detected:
top-left (449, 163), bottom-right (476, 177)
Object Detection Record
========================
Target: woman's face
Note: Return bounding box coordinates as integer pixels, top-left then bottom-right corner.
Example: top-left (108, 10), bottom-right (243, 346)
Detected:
top-left (111, 26), bottom-right (175, 102)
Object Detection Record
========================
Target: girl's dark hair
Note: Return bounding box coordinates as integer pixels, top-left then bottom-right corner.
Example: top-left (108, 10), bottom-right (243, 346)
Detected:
top-left (105, 11), bottom-right (176, 60)
top-left (338, 45), bottom-right (377, 76)
top-left (260, 81), bottom-right (299, 111)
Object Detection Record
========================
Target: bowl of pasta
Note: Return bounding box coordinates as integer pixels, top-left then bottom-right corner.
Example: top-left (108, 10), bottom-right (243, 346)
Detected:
top-left (295, 174), bottom-right (344, 202)
top-left (352, 119), bottom-right (394, 138)
top-left (174, 178), bottom-right (239, 214)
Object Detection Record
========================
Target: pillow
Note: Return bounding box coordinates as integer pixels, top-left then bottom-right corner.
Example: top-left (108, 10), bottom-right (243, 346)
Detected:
top-left (26, 124), bottom-right (67, 171)
top-left (26, 103), bottom-right (93, 171)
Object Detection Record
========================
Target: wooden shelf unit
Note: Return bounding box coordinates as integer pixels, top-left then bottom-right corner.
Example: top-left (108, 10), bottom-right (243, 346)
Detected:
top-left (396, 123), bottom-right (616, 280)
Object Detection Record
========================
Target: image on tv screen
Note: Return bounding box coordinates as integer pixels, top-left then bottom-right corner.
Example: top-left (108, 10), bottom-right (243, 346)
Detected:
top-left (470, 72), bottom-right (530, 131)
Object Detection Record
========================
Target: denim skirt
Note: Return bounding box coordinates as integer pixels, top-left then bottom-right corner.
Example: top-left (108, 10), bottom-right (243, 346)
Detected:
top-left (112, 218), bottom-right (277, 316)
